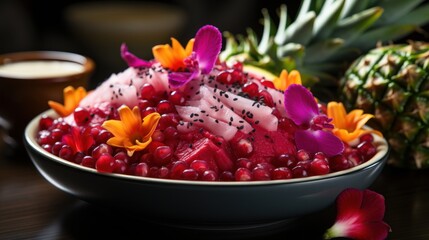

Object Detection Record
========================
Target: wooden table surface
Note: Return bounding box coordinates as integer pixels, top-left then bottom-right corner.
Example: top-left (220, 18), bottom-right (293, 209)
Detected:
top-left (1, 150), bottom-right (429, 240)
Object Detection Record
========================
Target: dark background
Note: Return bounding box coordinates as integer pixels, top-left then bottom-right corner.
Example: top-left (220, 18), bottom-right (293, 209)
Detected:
top-left (0, 0), bottom-right (428, 88)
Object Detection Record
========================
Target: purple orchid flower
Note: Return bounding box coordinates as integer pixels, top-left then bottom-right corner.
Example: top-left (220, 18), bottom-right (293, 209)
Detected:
top-left (120, 43), bottom-right (153, 68)
top-left (284, 84), bottom-right (344, 157)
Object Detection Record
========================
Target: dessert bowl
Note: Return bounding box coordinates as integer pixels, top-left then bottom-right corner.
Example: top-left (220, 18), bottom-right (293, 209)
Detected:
top-left (24, 109), bottom-right (389, 226)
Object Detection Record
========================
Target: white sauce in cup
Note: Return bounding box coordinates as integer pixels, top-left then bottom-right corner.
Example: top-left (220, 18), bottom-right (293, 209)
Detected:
top-left (0, 61), bottom-right (84, 78)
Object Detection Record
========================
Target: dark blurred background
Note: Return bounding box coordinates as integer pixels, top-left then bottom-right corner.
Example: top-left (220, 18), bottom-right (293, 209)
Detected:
top-left (0, 0), bottom-right (428, 88)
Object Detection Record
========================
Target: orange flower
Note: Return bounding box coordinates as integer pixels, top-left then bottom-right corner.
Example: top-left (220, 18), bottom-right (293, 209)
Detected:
top-left (327, 102), bottom-right (382, 142)
top-left (102, 105), bottom-right (160, 156)
top-left (273, 69), bottom-right (302, 91)
top-left (48, 86), bottom-right (87, 117)
top-left (152, 37), bottom-right (194, 71)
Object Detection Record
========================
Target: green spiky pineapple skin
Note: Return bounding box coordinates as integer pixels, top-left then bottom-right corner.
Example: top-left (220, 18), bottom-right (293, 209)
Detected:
top-left (340, 42), bottom-right (429, 169)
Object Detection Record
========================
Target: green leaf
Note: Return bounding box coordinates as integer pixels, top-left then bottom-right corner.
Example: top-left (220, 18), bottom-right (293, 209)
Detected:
top-left (277, 43), bottom-right (304, 60)
top-left (340, 0), bottom-right (371, 19)
top-left (333, 7), bottom-right (383, 45)
top-left (397, 3), bottom-right (429, 26)
top-left (350, 24), bottom-right (417, 51)
top-left (296, 0), bottom-right (312, 21)
top-left (281, 11), bottom-right (316, 45)
top-left (313, 0), bottom-right (345, 41)
top-left (374, 0), bottom-right (424, 26)
top-left (305, 38), bottom-right (345, 63)
top-left (219, 32), bottom-right (240, 61)
top-left (258, 8), bottom-right (274, 55)
top-left (274, 4), bottom-right (288, 45)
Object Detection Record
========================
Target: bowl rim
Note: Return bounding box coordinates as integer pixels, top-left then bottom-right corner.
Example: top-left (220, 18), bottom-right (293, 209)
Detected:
top-left (25, 109), bottom-right (389, 187)
top-left (0, 51), bottom-right (95, 81)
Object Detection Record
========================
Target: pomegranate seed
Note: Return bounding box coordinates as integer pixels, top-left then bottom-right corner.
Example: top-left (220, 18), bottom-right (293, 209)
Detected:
top-left (142, 106), bottom-right (156, 117)
top-left (163, 126), bottom-right (179, 140)
top-left (74, 107), bottom-right (90, 125)
top-left (57, 121), bottom-right (71, 133)
top-left (236, 158), bottom-right (253, 169)
top-left (158, 166), bottom-right (169, 178)
top-left (81, 156), bottom-right (96, 168)
top-left (152, 130), bottom-right (165, 142)
top-left (42, 144), bottom-right (52, 152)
top-left (190, 160), bottom-right (210, 174)
top-left (242, 82), bottom-right (259, 97)
top-left (158, 113), bottom-right (180, 129)
top-left (153, 146), bottom-right (173, 166)
top-left (309, 159), bottom-right (330, 176)
top-left (272, 167), bottom-right (292, 180)
top-left (113, 159), bottom-right (127, 174)
top-left (170, 160), bottom-right (187, 179)
top-left (329, 155), bottom-right (350, 171)
top-left (359, 133), bottom-right (374, 143)
top-left (216, 71), bottom-right (234, 84)
top-left (140, 83), bottom-right (156, 101)
top-left (346, 149), bottom-right (363, 166)
top-left (135, 162), bottom-right (149, 176)
top-left (148, 166), bottom-right (159, 177)
top-left (273, 154), bottom-right (296, 168)
top-left (201, 170), bottom-right (218, 181)
top-left (169, 91), bottom-right (186, 105)
top-left (260, 79), bottom-right (275, 89)
top-left (96, 129), bottom-right (113, 144)
top-left (147, 141), bottom-right (165, 154)
top-left (292, 165), bottom-right (308, 178)
top-left (296, 149), bottom-right (311, 162)
top-left (258, 90), bottom-right (274, 107)
top-left (73, 152), bottom-right (85, 164)
top-left (59, 145), bottom-right (74, 161)
top-left (95, 153), bottom-right (115, 173)
top-left (254, 162), bottom-right (274, 172)
top-left (182, 169), bottom-right (199, 180)
top-left (114, 151), bottom-right (129, 162)
top-left (357, 141), bottom-right (377, 161)
top-left (314, 152), bottom-right (327, 161)
top-left (39, 115), bottom-right (54, 130)
top-left (51, 141), bottom-right (63, 156)
top-left (219, 171), bottom-right (234, 181)
top-left (138, 99), bottom-right (153, 110)
top-left (234, 138), bottom-right (253, 157)
top-left (50, 128), bottom-right (63, 143)
top-left (252, 167), bottom-right (271, 180)
top-left (157, 100), bottom-right (174, 114)
top-left (231, 69), bottom-right (245, 84)
top-left (235, 168), bottom-right (252, 181)
top-left (92, 143), bottom-right (113, 159)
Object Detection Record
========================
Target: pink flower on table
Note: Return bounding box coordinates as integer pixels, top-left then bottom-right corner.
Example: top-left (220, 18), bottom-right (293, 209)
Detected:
top-left (324, 188), bottom-right (391, 240)
top-left (284, 84), bottom-right (344, 157)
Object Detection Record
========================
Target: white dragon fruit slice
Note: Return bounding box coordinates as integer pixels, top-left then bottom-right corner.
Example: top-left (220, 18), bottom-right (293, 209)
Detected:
top-left (204, 85), bottom-right (278, 131)
top-left (175, 105), bottom-right (238, 140)
top-left (264, 87), bottom-right (287, 117)
top-left (143, 64), bottom-right (170, 93)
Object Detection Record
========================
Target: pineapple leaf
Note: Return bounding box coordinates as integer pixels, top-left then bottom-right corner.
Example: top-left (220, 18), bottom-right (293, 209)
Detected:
top-left (277, 43), bottom-right (305, 65)
top-left (274, 4), bottom-right (288, 45)
top-left (350, 25), bottom-right (417, 51)
top-left (397, 3), bottom-right (429, 26)
top-left (258, 8), bottom-right (274, 55)
top-left (313, 0), bottom-right (345, 41)
top-left (374, 0), bottom-right (425, 26)
top-left (219, 32), bottom-right (242, 61)
top-left (340, 0), bottom-right (371, 19)
top-left (333, 7), bottom-right (383, 45)
top-left (304, 38), bottom-right (345, 63)
top-left (296, 0), bottom-right (312, 21)
top-left (281, 11), bottom-right (316, 45)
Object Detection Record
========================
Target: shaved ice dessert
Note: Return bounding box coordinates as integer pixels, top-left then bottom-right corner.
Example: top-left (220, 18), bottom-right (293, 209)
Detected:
top-left (36, 25), bottom-right (382, 181)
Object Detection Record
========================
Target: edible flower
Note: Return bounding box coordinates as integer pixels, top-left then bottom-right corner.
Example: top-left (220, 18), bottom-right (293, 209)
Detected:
top-left (102, 105), bottom-right (161, 156)
top-left (324, 188), bottom-right (391, 240)
top-left (120, 44), bottom-right (153, 68)
top-left (327, 102), bottom-right (383, 142)
top-left (62, 126), bottom-right (95, 154)
top-left (273, 69), bottom-right (302, 91)
top-left (48, 86), bottom-right (87, 117)
top-left (284, 84), bottom-right (343, 157)
top-left (153, 37), bottom-right (194, 71)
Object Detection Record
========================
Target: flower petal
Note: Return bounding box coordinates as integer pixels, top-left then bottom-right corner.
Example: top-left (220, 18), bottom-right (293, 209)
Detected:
top-left (168, 69), bottom-right (199, 88)
top-left (324, 189), bottom-right (391, 240)
top-left (141, 112), bottom-right (161, 140)
top-left (284, 84), bottom-right (319, 126)
top-left (193, 25), bottom-right (222, 74)
top-left (121, 43), bottom-right (152, 68)
top-left (295, 129), bottom-right (344, 157)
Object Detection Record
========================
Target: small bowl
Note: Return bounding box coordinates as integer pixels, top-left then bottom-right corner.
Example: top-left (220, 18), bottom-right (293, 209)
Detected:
top-left (24, 109), bottom-right (389, 226)
top-left (0, 51), bottom-right (94, 151)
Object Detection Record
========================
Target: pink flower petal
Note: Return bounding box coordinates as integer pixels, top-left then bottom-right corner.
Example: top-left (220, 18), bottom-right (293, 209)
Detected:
top-left (284, 84), bottom-right (319, 126)
top-left (324, 188), bottom-right (391, 240)
top-left (120, 43), bottom-right (152, 68)
top-left (193, 25), bottom-right (222, 74)
top-left (168, 70), bottom-right (199, 88)
top-left (295, 129), bottom-right (344, 157)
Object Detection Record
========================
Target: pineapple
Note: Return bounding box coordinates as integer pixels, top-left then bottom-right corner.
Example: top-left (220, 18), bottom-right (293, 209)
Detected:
top-left (220, 0), bottom-right (429, 97)
top-left (340, 41), bottom-right (429, 169)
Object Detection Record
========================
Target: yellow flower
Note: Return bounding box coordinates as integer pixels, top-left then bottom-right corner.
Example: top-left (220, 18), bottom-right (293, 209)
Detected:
top-left (102, 105), bottom-right (161, 156)
top-left (152, 37), bottom-right (194, 71)
top-left (327, 102), bottom-right (382, 142)
top-left (48, 86), bottom-right (87, 117)
top-left (273, 69), bottom-right (302, 91)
